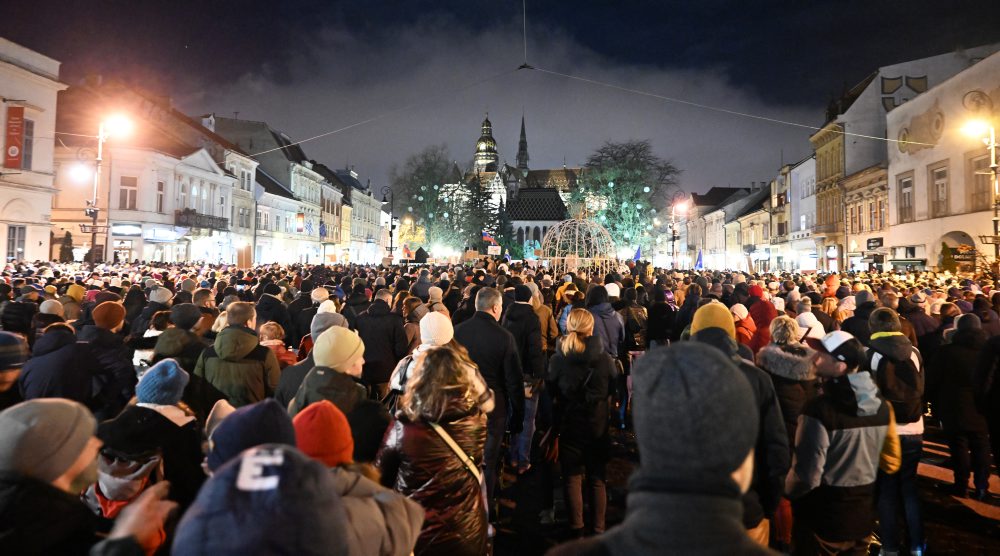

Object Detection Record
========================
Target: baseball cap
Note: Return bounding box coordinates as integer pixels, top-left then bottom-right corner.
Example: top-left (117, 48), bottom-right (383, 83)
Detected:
top-left (805, 330), bottom-right (864, 369)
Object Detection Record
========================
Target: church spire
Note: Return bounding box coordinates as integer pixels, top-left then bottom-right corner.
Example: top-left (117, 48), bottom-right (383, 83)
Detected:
top-left (516, 115), bottom-right (529, 172)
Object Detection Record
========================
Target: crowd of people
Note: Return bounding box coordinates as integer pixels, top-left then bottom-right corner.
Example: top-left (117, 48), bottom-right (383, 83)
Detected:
top-left (0, 258), bottom-right (997, 555)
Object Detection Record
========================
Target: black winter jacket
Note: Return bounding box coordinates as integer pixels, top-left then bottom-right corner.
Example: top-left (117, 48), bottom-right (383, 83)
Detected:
top-left (646, 301), bottom-right (676, 344)
top-left (255, 294), bottom-right (293, 346)
top-left (274, 353), bottom-right (314, 410)
top-left (691, 328), bottom-right (790, 529)
top-left (756, 342), bottom-right (818, 452)
top-left (928, 328), bottom-right (988, 433)
top-left (377, 400), bottom-right (488, 556)
top-left (502, 302), bottom-right (545, 378)
top-left (454, 312), bottom-right (525, 425)
top-left (547, 336), bottom-right (616, 455)
top-left (130, 301), bottom-right (169, 337)
top-left (357, 300), bottom-right (409, 385)
top-left (18, 327), bottom-right (95, 409)
top-left (841, 302), bottom-right (876, 347)
top-left (77, 325), bottom-right (137, 419)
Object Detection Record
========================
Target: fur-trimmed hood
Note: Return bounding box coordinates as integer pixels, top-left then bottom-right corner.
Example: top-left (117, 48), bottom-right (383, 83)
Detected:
top-left (757, 343), bottom-right (815, 381)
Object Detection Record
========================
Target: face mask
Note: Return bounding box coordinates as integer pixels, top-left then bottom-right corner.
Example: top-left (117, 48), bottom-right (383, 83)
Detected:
top-left (68, 456), bottom-right (99, 495)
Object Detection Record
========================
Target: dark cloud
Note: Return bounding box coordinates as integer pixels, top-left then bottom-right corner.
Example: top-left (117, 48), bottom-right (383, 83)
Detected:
top-left (187, 17), bottom-right (819, 193)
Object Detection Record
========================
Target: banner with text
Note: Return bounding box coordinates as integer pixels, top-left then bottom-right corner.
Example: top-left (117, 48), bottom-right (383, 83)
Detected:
top-left (4, 106), bottom-right (25, 169)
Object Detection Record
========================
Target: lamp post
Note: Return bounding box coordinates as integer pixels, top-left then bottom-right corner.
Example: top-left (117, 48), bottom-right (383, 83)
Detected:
top-left (380, 186), bottom-right (395, 261)
top-left (80, 115), bottom-right (131, 263)
top-left (670, 193), bottom-right (690, 269)
top-left (966, 120), bottom-right (999, 267)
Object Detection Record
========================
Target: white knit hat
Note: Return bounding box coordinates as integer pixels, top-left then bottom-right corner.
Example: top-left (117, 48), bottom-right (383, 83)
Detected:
top-left (310, 288), bottom-right (330, 303)
top-left (317, 299), bottom-right (337, 314)
top-left (419, 311), bottom-right (453, 347)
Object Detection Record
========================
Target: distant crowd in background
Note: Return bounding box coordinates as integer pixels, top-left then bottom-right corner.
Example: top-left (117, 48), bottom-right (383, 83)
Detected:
top-left (1, 257), bottom-right (999, 555)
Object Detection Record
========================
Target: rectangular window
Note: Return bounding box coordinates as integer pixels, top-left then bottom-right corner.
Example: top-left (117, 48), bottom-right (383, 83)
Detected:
top-left (930, 166), bottom-right (948, 217)
top-left (20, 119), bottom-right (33, 170)
top-left (256, 210), bottom-right (262, 229)
top-left (119, 176), bottom-right (138, 210)
top-left (898, 176), bottom-right (914, 223)
top-left (6, 225), bottom-right (25, 261)
top-left (156, 181), bottom-right (165, 213)
top-left (972, 155), bottom-right (991, 211)
top-left (275, 215), bottom-right (281, 232)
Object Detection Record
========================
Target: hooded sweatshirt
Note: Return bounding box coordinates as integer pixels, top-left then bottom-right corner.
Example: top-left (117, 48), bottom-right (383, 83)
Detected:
top-left (193, 325), bottom-right (281, 407)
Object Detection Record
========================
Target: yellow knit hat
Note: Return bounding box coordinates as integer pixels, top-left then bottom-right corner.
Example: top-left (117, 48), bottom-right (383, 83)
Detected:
top-left (312, 326), bottom-right (365, 371)
top-left (690, 301), bottom-right (736, 340)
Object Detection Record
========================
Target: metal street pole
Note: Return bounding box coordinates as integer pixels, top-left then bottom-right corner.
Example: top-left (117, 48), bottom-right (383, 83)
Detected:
top-left (380, 186), bottom-right (394, 261)
top-left (90, 121), bottom-right (105, 263)
top-left (988, 125), bottom-right (998, 262)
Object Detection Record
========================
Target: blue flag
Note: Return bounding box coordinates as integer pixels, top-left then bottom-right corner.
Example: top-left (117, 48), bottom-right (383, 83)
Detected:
top-left (694, 250), bottom-right (704, 270)
top-left (632, 246), bottom-right (641, 262)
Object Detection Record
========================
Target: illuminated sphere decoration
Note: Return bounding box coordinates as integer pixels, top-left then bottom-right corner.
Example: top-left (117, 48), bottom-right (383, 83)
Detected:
top-left (539, 217), bottom-right (618, 277)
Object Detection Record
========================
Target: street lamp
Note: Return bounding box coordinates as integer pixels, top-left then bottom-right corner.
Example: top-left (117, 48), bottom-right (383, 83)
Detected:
top-left (670, 194), bottom-right (690, 269)
top-left (83, 114), bottom-right (132, 262)
top-left (380, 185), bottom-right (396, 261)
top-left (965, 119), bottom-right (999, 265)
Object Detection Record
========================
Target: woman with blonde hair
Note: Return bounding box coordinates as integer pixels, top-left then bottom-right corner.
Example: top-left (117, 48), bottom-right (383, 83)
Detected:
top-left (378, 346), bottom-right (489, 556)
top-left (547, 308), bottom-right (617, 536)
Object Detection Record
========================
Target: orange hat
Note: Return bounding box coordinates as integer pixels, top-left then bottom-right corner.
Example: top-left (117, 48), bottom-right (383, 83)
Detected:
top-left (92, 301), bottom-right (126, 330)
top-left (292, 400), bottom-right (353, 467)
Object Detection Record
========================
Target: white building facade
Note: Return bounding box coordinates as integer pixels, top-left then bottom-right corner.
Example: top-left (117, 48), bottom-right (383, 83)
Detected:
top-left (0, 38), bottom-right (66, 262)
top-left (788, 156), bottom-right (818, 271)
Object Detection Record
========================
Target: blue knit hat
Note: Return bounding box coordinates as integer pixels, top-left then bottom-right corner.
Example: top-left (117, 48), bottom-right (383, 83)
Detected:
top-left (136, 358), bottom-right (189, 405)
top-left (0, 331), bottom-right (28, 369)
top-left (207, 399), bottom-right (296, 471)
top-left (174, 445), bottom-right (350, 556)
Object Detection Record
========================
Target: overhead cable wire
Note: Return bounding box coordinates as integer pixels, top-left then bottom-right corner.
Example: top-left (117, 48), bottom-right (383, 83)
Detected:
top-left (527, 65), bottom-right (934, 147)
top-left (249, 67), bottom-right (520, 157)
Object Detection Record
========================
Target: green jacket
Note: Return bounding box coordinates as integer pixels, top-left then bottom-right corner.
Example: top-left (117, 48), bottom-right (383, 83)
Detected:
top-left (194, 326), bottom-right (281, 408)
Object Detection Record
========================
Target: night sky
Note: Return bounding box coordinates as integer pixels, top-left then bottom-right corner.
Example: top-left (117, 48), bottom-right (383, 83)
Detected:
top-left (6, 0), bottom-right (1000, 192)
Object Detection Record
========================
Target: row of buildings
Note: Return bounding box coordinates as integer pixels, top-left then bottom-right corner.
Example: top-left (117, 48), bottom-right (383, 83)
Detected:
top-left (0, 36), bottom-right (387, 265)
top-left (674, 44), bottom-right (1000, 274)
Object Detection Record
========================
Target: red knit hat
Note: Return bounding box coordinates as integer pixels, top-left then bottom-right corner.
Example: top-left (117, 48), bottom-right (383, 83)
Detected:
top-left (748, 284), bottom-right (764, 298)
top-left (292, 400), bottom-right (353, 467)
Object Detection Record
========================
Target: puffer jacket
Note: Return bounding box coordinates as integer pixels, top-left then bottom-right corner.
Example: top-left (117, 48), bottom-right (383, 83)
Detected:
top-left (357, 300), bottom-right (409, 385)
top-left (588, 302), bottom-right (624, 358)
top-left (77, 325), bottom-right (136, 420)
top-left (927, 327), bottom-right (988, 433)
top-left (756, 342), bottom-right (818, 451)
top-left (255, 294), bottom-right (293, 346)
top-left (377, 399), bottom-right (488, 556)
top-left (329, 467), bottom-right (425, 556)
top-left (502, 302), bottom-right (545, 378)
top-left (18, 327), bottom-right (94, 407)
top-left (193, 325), bottom-right (281, 408)
top-left (288, 366), bottom-right (391, 462)
top-left (533, 302), bottom-right (559, 354)
top-left (747, 296), bottom-right (777, 353)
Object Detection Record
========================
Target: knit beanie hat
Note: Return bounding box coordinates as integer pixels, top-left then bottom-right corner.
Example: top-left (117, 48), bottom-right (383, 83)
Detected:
top-left (419, 311), bottom-right (454, 346)
top-left (957, 313), bottom-right (982, 331)
top-left (690, 302), bottom-right (736, 340)
top-left (855, 290), bottom-right (875, 306)
top-left (39, 299), bottom-right (64, 317)
top-left (312, 327), bottom-right (364, 371)
top-left (292, 400), bottom-right (354, 467)
top-left (149, 286), bottom-right (173, 305)
top-left (317, 299), bottom-right (337, 314)
top-left (630, 343), bottom-right (757, 496)
top-left (263, 283), bottom-right (282, 296)
top-left (730, 303), bottom-right (749, 322)
top-left (173, 445), bottom-right (350, 556)
top-left (181, 278), bottom-right (197, 293)
top-left (66, 283), bottom-right (85, 302)
top-left (136, 358), bottom-right (189, 405)
top-left (207, 399), bottom-right (296, 471)
top-left (427, 286), bottom-right (443, 303)
top-left (92, 301), bottom-right (126, 330)
top-left (0, 399), bottom-right (97, 482)
top-left (171, 303), bottom-right (203, 330)
top-left (748, 284), bottom-right (764, 298)
top-left (604, 282), bottom-right (621, 299)
top-left (94, 291), bottom-right (122, 306)
top-left (310, 312), bottom-right (347, 340)
top-left (0, 331), bottom-right (28, 369)
top-left (310, 287), bottom-right (330, 303)
top-left (205, 399), bottom-right (236, 440)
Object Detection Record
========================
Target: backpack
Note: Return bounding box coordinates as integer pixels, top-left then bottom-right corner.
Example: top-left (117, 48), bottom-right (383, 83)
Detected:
top-left (622, 306), bottom-right (647, 350)
top-left (869, 347), bottom-right (924, 423)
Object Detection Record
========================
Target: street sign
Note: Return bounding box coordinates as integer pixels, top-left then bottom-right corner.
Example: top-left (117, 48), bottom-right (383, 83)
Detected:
top-left (867, 237), bottom-right (883, 250)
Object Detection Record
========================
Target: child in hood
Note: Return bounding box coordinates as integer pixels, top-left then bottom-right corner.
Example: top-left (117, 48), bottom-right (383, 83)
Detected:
top-left (259, 321), bottom-right (297, 369)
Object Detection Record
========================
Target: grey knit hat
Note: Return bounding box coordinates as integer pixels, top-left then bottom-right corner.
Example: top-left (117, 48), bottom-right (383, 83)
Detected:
top-left (630, 343), bottom-right (758, 495)
top-left (310, 312), bottom-right (347, 340)
top-left (0, 399), bottom-right (97, 482)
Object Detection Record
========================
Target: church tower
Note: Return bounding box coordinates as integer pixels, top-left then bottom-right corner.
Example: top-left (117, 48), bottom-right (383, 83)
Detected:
top-left (516, 115), bottom-right (529, 174)
top-left (473, 114), bottom-right (499, 172)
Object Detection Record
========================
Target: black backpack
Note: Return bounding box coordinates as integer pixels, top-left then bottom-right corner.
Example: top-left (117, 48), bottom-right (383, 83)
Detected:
top-left (869, 347), bottom-right (924, 423)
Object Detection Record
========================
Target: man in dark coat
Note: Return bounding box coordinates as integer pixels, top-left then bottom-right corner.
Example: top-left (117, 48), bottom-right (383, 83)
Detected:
top-left (275, 312), bottom-right (347, 409)
top-left (286, 279), bottom-right (315, 325)
top-left (290, 287), bottom-right (329, 349)
top-left (130, 286), bottom-right (172, 336)
top-left (841, 290), bottom-right (877, 347)
top-left (453, 286), bottom-right (524, 521)
top-left (688, 302), bottom-right (790, 544)
top-left (355, 289), bottom-right (408, 399)
top-left (77, 302), bottom-right (136, 420)
top-left (341, 282), bottom-right (371, 330)
top-left (254, 283), bottom-right (293, 347)
top-left (409, 269), bottom-right (433, 301)
top-left (18, 324), bottom-right (95, 408)
top-left (502, 285), bottom-right (545, 470)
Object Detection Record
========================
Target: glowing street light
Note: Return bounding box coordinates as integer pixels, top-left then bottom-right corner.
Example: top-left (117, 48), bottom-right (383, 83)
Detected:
top-left (965, 119), bottom-right (999, 263)
top-left (86, 114), bottom-right (133, 262)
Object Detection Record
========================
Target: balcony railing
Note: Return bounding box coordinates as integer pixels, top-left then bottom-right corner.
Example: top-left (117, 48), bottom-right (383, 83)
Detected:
top-left (175, 209), bottom-right (229, 231)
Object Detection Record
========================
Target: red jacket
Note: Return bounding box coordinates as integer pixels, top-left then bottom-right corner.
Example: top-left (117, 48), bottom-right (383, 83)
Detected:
top-left (747, 297), bottom-right (777, 353)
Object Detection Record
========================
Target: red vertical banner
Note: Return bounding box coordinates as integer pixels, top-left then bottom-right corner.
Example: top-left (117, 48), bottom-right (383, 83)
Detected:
top-left (4, 106), bottom-right (24, 169)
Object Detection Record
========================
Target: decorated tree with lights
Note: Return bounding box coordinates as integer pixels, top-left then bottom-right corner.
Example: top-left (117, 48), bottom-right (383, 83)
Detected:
top-left (571, 140), bottom-right (682, 254)
top-left (389, 145), bottom-right (466, 252)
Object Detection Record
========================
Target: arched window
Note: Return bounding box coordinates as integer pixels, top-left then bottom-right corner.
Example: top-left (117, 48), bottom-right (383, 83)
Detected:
top-left (180, 182), bottom-right (188, 209)
top-left (517, 227), bottom-right (524, 245)
top-left (533, 226), bottom-right (541, 242)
